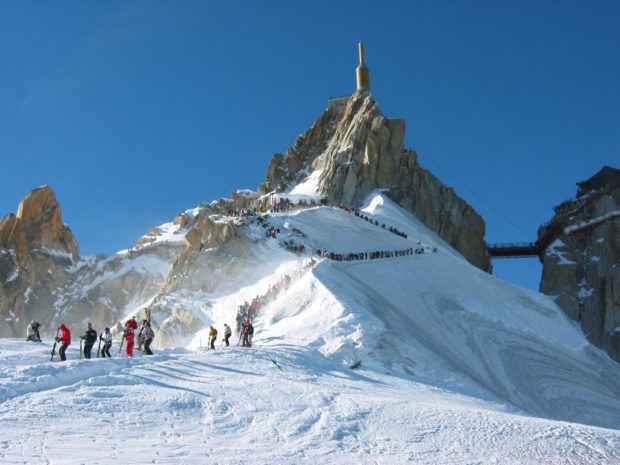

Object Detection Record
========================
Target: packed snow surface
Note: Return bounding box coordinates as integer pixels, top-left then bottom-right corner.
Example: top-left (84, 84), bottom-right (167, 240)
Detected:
top-left (1, 193), bottom-right (620, 464)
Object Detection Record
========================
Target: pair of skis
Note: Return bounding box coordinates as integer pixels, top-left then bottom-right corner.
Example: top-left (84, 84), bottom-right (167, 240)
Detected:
top-left (50, 328), bottom-right (60, 361)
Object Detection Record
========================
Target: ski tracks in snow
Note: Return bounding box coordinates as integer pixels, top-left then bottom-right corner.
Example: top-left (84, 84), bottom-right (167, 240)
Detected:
top-left (1, 341), bottom-right (620, 464)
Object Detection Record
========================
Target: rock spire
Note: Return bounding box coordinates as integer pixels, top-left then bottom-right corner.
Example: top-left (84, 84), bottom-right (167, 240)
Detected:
top-left (259, 90), bottom-right (491, 271)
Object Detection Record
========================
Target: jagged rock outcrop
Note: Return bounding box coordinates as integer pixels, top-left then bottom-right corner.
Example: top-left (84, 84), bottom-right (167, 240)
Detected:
top-left (0, 186), bottom-right (80, 337)
top-left (0, 186), bottom-right (188, 339)
top-left (0, 185), bottom-right (79, 264)
top-left (259, 91), bottom-right (491, 271)
top-left (259, 97), bottom-right (348, 196)
top-left (539, 168), bottom-right (620, 362)
top-left (147, 207), bottom-right (262, 346)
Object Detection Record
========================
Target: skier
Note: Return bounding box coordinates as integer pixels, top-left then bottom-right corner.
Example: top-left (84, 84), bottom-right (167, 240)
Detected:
top-left (137, 319), bottom-right (147, 351)
top-left (99, 327), bottom-right (113, 358)
top-left (56, 323), bottom-right (71, 361)
top-left (209, 325), bottom-right (218, 350)
top-left (142, 321), bottom-right (155, 355)
top-left (26, 320), bottom-right (42, 342)
top-left (242, 320), bottom-right (254, 347)
top-left (80, 322), bottom-right (97, 359)
top-left (247, 321), bottom-right (254, 347)
top-left (223, 323), bottom-right (232, 347)
top-left (124, 316), bottom-right (138, 357)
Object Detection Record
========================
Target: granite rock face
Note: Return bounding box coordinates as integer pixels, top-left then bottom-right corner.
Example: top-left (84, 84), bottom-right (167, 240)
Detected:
top-left (0, 186), bottom-right (79, 337)
top-left (260, 91), bottom-right (491, 271)
top-left (259, 97), bottom-right (348, 196)
top-left (540, 186), bottom-right (620, 363)
top-left (0, 186), bottom-right (186, 340)
top-left (0, 185), bottom-right (79, 264)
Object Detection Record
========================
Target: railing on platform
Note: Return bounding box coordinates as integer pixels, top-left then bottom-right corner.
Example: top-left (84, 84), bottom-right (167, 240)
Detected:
top-left (487, 242), bottom-right (541, 259)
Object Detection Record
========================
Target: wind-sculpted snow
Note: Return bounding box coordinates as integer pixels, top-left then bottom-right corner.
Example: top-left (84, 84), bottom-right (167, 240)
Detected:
top-left (1, 339), bottom-right (619, 465)
top-left (258, 197), bottom-right (620, 430)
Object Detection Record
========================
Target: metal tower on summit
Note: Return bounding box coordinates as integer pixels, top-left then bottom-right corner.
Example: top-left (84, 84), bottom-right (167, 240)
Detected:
top-left (356, 41), bottom-right (370, 91)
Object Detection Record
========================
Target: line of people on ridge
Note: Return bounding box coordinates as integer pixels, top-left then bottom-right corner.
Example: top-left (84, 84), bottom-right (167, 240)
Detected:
top-left (317, 246), bottom-right (434, 262)
top-left (333, 204), bottom-right (409, 238)
top-left (47, 317), bottom-right (155, 361)
top-left (269, 198), bottom-right (325, 213)
top-left (235, 275), bottom-right (293, 332)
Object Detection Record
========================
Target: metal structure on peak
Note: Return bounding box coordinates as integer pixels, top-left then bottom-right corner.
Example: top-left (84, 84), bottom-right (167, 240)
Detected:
top-left (356, 41), bottom-right (370, 91)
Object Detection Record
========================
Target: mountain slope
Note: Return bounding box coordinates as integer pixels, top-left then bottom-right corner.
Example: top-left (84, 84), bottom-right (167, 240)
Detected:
top-left (225, 193), bottom-right (619, 429)
top-left (1, 193), bottom-right (620, 464)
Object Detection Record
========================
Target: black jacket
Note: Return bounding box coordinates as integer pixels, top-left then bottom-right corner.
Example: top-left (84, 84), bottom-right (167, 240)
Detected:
top-left (82, 329), bottom-right (97, 344)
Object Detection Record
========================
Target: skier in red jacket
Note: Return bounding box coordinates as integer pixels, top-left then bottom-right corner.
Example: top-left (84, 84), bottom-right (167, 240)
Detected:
top-left (124, 317), bottom-right (138, 357)
top-left (56, 323), bottom-right (71, 361)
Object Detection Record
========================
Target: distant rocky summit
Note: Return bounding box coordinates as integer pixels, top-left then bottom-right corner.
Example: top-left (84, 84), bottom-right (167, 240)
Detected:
top-left (0, 185), bottom-right (79, 263)
top-left (0, 186), bottom-right (79, 337)
top-left (0, 185), bottom-right (185, 339)
top-left (539, 166), bottom-right (620, 362)
top-left (259, 90), bottom-right (491, 272)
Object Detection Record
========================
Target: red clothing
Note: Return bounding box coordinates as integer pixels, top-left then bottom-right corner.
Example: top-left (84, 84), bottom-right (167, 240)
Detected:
top-left (124, 318), bottom-right (138, 357)
top-left (58, 323), bottom-right (71, 344)
top-left (126, 340), bottom-right (134, 357)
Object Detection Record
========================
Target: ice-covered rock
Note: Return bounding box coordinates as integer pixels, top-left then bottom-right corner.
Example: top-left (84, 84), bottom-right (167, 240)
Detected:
top-left (540, 169), bottom-right (620, 362)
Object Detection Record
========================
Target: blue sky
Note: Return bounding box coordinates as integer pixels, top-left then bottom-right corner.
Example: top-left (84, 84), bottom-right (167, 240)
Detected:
top-left (1, 1), bottom-right (618, 290)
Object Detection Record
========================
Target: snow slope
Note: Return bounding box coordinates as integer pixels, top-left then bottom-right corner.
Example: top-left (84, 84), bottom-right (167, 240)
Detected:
top-left (1, 193), bottom-right (620, 464)
top-left (1, 340), bottom-right (620, 465)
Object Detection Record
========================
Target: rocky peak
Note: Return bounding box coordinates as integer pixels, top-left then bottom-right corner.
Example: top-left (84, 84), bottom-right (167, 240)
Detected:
top-left (0, 186), bottom-right (81, 337)
top-left (0, 185), bottom-right (79, 264)
top-left (258, 96), bottom-right (349, 196)
top-left (316, 90), bottom-right (406, 205)
top-left (259, 90), bottom-right (491, 271)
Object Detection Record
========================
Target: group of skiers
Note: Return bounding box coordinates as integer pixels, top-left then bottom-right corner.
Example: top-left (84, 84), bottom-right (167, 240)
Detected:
top-left (227, 207), bottom-right (258, 218)
top-left (212, 320), bottom-right (252, 348)
top-left (37, 315), bottom-right (156, 361)
top-left (283, 240), bottom-right (305, 254)
top-left (208, 323), bottom-right (233, 349)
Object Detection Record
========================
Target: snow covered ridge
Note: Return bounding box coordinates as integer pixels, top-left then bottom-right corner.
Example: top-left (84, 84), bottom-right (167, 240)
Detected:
top-left (123, 193), bottom-right (620, 429)
top-left (1, 339), bottom-right (620, 465)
